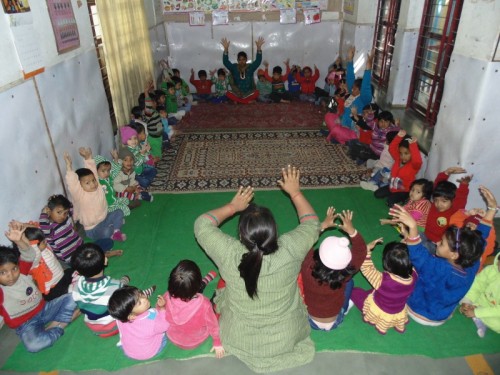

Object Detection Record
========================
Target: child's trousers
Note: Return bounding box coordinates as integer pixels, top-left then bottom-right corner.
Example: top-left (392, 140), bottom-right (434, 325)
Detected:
top-left (15, 294), bottom-right (76, 352)
top-left (85, 210), bottom-right (124, 240)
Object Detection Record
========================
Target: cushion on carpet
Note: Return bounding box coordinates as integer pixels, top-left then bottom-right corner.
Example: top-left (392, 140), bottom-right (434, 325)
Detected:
top-left (3, 190), bottom-right (500, 372)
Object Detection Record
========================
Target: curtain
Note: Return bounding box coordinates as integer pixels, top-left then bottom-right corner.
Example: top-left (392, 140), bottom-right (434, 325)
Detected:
top-left (95, 0), bottom-right (154, 127)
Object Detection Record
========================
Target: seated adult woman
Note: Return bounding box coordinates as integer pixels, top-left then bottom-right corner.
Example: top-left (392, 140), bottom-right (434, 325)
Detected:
top-left (221, 36), bottom-right (265, 104)
top-left (194, 166), bottom-right (320, 373)
top-left (325, 46), bottom-right (373, 144)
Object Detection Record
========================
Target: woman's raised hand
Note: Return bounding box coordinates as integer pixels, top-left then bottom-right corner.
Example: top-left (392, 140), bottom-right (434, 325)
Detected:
top-left (220, 38), bottom-right (230, 51)
top-left (255, 37), bottom-right (265, 50)
top-left (230, 186), bottom-right (254, 212)
top-left (277, 165), bottom-right (301, 196)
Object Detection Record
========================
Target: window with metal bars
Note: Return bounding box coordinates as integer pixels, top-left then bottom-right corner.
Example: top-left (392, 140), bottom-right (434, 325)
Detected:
top-left (87, 1), bottom-right (117, 132)
top-left (372, 0), bottom-right (401, 89)
top-left (408, 0), bottom-right (463, 127)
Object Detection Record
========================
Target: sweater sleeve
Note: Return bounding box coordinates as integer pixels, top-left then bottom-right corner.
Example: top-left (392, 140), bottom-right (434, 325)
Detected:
top-left (360, 69), bottom-right (372, 105)
top-left (453, 182), bottom-right (469, 211)
top-left (463, 266), bottom-right (489, 306)
top-left (408, 141), bottom-right (423, 171)
top-left (389, 134), bottom-right (402, 160)
top-left (349, 232), bottom-right (368, 270)
top-left (205, 299), bottom-right (222, 347)
top-left (360, 255), bottom-right (382, 289)
top-left (346, 61), bottom-right (354, 93)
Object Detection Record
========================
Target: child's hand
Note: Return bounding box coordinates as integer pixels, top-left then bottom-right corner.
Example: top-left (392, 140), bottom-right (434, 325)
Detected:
top-left (397, 129), bottom-right (407, 137)
top-left (336, 210), bottom-right (356, 236)
top-left (135, 186), bottom-right (143, 193)
top-left (444, 166), bottom-right (466, 175)
top-left (457, 175), bottom-right (473, 185)
top-left (209, 69), bottom-right (216, 76)
top-left (140, 144), bottom-right (149, 155)
top-left (190, 68), bottom-right (194, 75)
top-left (320, 206), bottom-right (336, 232)
top-left (5, 220), bottom-right (26, 243)
top-left (229, 186), bottom-right (254, 213)
top-left (210, 346), bottom-right (225, 359)
top-left (125, 186), bottom-right (136, 193)
top-left (42, 206), bottom-right (51, 215)
top-left (350, 106), bottom-right (358, 116)
top-left (347, 46), bottom-right (356, 61)
top-left (389, 204), bottom-right (418, 230)
top-left (460, 303), bottom-right (476, 318)
top-left (394, 118), bottom-right (400, 127)
top-left (379, 218), bottom-right (394, 225)
top-left (78, 147), bottom-right (92, 160)
top-left (366, 49), bottom-right (375, 70)
top-left (408, 136), bottom-right (418, 144)
top-left (156, 295), bottom-right (166, 309)
top-left (479, 185), bottom-right (498, 221)
top-left (313, 64), bottom-right (318, 71)
top-left (110, 149), bottom-right (118, 161)
top-left (284, 58), bottom-right (290, 66)
top-left (64, 152), bottom-right (73, 170)
top-left (263, 60), bottom-right (269, 68)
top-left (367, 237), bottom-right (383, 252)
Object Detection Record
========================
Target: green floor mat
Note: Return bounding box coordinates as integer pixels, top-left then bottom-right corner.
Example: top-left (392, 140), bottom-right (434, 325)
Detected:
top-left (3, 189), bottom-right (500, 372)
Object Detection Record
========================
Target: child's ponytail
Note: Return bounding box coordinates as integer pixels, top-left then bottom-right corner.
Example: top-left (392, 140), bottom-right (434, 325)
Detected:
top-left (445, 226), bottom-right (484, 268)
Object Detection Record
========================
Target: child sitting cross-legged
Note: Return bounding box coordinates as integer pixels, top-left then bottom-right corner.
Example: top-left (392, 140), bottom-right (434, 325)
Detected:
top-left (263, 59), bottom-right (292, 103)
top-left (163, 260), bottom-right (224, 358)
top-left (1, 221), bottom-right (78, 352)
top-left (190, 68), bottom-right (213, 103)
top-left (23, 227), bottom-right (76, 301)
top-left (64, 148), bottom-right (127, 246)
top-left (109, 286), bottom-right (169, 360)
top-left (113, 147), bottom-right (153, 204)
top-left (94, 156), bottom-right (132, 216)
top-left (389, 185), bottom-right (496, 326)
top-left (256, 69), bottom-right (272, 103)
top-left (210, 68), bottom-right (230, 104)
top-left (71, 243), bottom-right (155, 338)
top-left (351, 238), bottom-right (417, 334)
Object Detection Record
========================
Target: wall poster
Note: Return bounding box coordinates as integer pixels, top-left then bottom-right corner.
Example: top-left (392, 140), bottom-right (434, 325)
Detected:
top-left (46, 0), bottom-right (80, 54)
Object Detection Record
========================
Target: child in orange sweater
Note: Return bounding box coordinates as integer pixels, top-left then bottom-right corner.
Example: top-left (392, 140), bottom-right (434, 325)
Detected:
top-left (64, 148), bottom-right (126, 244)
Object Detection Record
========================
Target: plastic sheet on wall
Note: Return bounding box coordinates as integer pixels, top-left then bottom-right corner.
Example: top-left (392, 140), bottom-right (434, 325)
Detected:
top-left (164, 21), bottom-right (340, 90)
top-left (389, 30), bottom-right (418, 106)
top-left (0, 80), bottom-right (61, 245)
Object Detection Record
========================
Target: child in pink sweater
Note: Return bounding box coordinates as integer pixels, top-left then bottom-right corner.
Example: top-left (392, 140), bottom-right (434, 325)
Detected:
top-left (164, 260), bottom-right (224, 358)
top-left (108, 286), bottom-right (170, 360)
top-left (64, 148), bottom-right (126, 244)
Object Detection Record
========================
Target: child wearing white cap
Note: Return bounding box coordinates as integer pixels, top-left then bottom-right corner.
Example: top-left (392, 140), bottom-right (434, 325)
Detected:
top-left (300, 209), bottom-right (367, 331)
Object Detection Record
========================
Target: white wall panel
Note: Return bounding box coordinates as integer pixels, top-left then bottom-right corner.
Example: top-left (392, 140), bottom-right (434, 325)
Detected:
top-left (426, 55), bottom-right (500, 210)
top-left (0, 14), bottom-right (23, 87)
top-left (0, 80), bottom-right (62, 245)
top-left (35, 50), bottom-right (114, 163)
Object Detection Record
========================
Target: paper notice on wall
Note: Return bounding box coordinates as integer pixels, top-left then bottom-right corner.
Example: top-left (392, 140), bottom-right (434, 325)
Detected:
top-left (212, 10), bottom-right (229, 25)
top-left (8, 12), bottom-right (45, 79)
top-left (280, 8), bottom-right (296, 24)
top-left (303, 8), bottom-right (320, 24)
top-left (189, 11), bottom-right (205, 25)
top-left (46, 0), bottom-right (80, 54)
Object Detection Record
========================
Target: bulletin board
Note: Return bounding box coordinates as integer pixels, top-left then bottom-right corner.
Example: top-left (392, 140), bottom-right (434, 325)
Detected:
top-left (163, 0), bottom-right (326, 13)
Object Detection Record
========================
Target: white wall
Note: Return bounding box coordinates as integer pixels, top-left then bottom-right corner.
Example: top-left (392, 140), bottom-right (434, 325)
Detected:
top-left (0, 1), bottom-right (113, 245)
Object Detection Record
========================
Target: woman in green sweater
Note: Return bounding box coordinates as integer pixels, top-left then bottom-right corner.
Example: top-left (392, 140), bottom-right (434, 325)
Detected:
top-left (194, 166), bottom-right (320, 373)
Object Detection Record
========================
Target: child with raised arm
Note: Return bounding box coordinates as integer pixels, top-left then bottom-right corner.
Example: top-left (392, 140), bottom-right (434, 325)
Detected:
top-left (374, 130), bottom-right (422, 207)
top-left (210, 68), bottom-right (230, 103)
top-left (163, 260), bottom-right (224, 358)
top-left (421, 166), bottom-right (470, 253)
top-left (64, 148), bottom-right (126, 244)
top-left (351, 239), bottom-right (417, 334)
top-left (300, 208), bottom-right (367, 331)
top-left (263, 59), bottom-right (292, 103)
top-left (1, 222), bottom-right (77, 352)
top-left (94, 156), bottom-right (132, 216)
top-left (389, 186), bottom-right (496, 326)
top-left (113, 148), bottom-right (153, 203)
top-left (256, 69), bottom-right (273, 103)
top-left (295, 65), bottom-right (320, 103)
top-left (109, 286), bottom-right (169, 360)
top-left (190, 69), bottom-right (213, 102)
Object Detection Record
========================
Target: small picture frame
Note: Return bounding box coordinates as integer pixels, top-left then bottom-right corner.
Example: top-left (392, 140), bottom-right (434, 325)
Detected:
top-left (212, 10), bottom-right (229, 26)
top-left (189, 11), bottom-right (205, 26)
top-left (303, 8), bottom-right (320, 25)
top-left (280, 8), bottom-right (296, 24)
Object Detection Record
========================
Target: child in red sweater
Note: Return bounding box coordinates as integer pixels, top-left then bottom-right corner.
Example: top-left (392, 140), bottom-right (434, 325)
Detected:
top-left (374, 130), bottom-right (422, 207)
top-left (296, 65), bottom-right (320, 102)
top-left (189, 69), bottom-right (213, 102)
top-left (420, 166), bottom-right (471, 253)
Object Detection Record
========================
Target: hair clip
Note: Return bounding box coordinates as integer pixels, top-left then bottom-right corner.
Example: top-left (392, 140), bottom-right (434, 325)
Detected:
top-left (454, 228), bottom-right (461, 251)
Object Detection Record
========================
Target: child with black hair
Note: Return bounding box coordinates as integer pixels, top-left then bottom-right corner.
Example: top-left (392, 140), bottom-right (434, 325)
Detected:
top-left (360, 130), bottom-right (399, 191)
top-left (163, 260), bottom-right (224, 358)
top-left (348, 108), bottom-right (399, 164)
top-left (374, 130), bottom-right (422, 207)
top-left (351, 238), bottom-right (417, 334)
top-left (108, 286), bottom-right (168, 360)
top-left (262, 60), bottom-right (292, 103)
top-left (390, 185), bottom-right (496, 326)
top-left (295, 65), bottom-right (320, 102)
top-left (64, 148), bottom-right (127, 245)
top-left (23, 227), bottom-right (75, 301)
top-left (190, 68), bottom-right (213, 102)
top-left (158, 105), bottom-right (182, 142)
top-left (71, 243), bottom-right (136, 337)
top-left (422, 166), bottom-right (471, 253)
top-left (381, 178), bottom-right (433, 229)
top-left (1, 221), bottom-right (77, 352)
top-left (128, 122), bottom-right (160, 166)
top-left (171, 76), bottom-right (192, 113)
top-left (172, 68), bottom-right (195, 104)
top-left (287, 64), bottom-right (301, 100)
top-left (94, 156), bottom-right (131, 216)
top-left (163, 81), bottom-right (186, 120)
top-left (300, 208), bottom-right (367, 331)
top-left (256, 69), bottom-right (272, 103)
top-left (210, 68), bottom-right (230, 103)
top-left (113, 147), bottom-right (153, 203)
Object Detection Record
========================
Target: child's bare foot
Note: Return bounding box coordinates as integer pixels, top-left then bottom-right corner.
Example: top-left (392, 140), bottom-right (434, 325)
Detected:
top-left (106, 249), bottom-right (124, 258)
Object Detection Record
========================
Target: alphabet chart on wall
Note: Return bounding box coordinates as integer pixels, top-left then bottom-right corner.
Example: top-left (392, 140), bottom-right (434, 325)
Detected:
top-left (46, 0), bottom-right (80, 53)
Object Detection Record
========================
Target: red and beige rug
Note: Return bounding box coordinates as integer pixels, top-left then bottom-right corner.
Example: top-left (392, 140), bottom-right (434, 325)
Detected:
top-left (150, 130), bottom-right (368, 193)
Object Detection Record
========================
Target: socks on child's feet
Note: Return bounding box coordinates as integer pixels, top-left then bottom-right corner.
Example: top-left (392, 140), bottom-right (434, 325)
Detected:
top-left (473, 317), bottom-right (487, 338)
top-left (111, 230), bottom-right (127, 242)
top-left (199, 271), bottom-right (217, 293)
top-left (142, 285), bottom-right (157, 297)
top-left (140, 191), bottom-right (154, 202)
top-left (120, 275), bottom-right (130, 286)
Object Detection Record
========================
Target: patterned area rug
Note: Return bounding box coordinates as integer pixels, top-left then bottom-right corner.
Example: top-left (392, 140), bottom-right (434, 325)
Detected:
top-left (178, 101), bottom-right (325, 131)
top-left (150, 130), bottom-right (369, 193)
